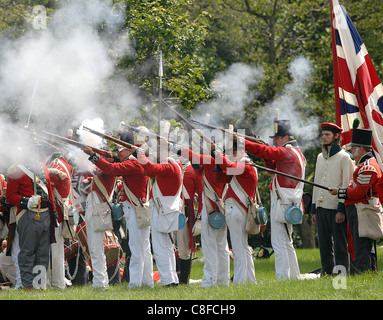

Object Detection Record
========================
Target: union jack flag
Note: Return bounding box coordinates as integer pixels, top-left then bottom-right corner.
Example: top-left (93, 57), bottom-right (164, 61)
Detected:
top-left (331, 0), bottom-right (383, 169)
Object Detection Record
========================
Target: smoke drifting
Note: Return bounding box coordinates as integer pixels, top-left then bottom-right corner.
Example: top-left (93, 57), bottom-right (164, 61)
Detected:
top-left (253, 55), bottom-right (319, 150)
top-left (0, 0), bottom-right (140, 135)
top-left (192, 56), bottom-right (319, 151)
top-left (193, 63), bottom-right (263, 124)
top-left (0, 0), bottom-right (142, 170)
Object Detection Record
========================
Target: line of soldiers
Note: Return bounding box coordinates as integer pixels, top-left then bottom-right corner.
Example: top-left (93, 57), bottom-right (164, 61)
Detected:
top-left (1, 115), bottom-right (382, 290)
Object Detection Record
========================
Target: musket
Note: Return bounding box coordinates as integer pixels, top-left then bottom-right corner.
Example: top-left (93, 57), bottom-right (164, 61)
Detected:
top-left (40, 131), bottom-right (113, 158)
top-left (163, 100), bottom-right (223, 151)
top-left (120, 123), bottom-right (189, 147)
top-left (247, 162), bottom-right (330, 191)
top-left (81, 126), bottom-right (138, 151)
top-left (190, 118), bottom-right (265, 144)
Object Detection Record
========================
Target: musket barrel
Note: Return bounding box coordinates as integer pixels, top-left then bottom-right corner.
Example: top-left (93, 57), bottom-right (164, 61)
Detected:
top-left (247, 163), bottom-right (330, 191)
top-left (40, 131), bottom-right (112, 158)
top-left (82, 126), bottom-right (137, 150)
top-left (190, 119), bottom-right (262, 143)
top-left (163, 101), bottom-right (222, 151)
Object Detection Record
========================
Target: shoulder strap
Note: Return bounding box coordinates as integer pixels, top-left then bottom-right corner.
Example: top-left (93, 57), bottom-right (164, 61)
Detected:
top-left (123, 180), bottom-right (150, 208)
top-left (93, 175), bottom-right (115, 203)
top-left (17, 164), bottom-right (48, 195)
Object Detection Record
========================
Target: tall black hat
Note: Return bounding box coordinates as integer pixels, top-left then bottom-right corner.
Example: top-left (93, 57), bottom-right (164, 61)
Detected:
top-left (351, 118), bottom-right (372, 148)
top-left (269, 120), bottom-right (292, 138)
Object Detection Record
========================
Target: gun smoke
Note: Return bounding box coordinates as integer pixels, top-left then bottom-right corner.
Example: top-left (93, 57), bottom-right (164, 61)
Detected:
top-left (0, 0), bottom-right (142, 170)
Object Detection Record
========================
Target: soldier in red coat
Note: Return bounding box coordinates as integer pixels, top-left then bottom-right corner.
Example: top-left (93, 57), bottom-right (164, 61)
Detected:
top-left (242, 120), bottom-right (305, 280)
top-left (136, 143), bottom-right (183, 286)
top-left (46, 153), bottom-right (72, 289)
top-left (330, 121), bottom-right (382, 273)
top-left (83, 133), bottom-right (153, 289)
top-left (214, 137), bottom-right (258, 284)
top-left (178, 143), bottom-right (230, 287)
top-left (82, 150), bottom-right (116, 289)
top-left (6, 146), bottom-right (57, 290)
top-left (174, 156), bottom-right (203, 284)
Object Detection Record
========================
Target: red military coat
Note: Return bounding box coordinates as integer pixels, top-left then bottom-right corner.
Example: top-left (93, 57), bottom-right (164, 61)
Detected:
top-left (216, 153), bottom-right (258, 211)
top-left (244, 139), bottom-right (305, 190)
top-left (180, 147), bottom-right (227, 213)
top-left (6, 162), bottom-right (56, 220)
top-left (47, 156), bottom-right (72, 223)
top-left (343, 154), bottom-right (382, 205)
top-left (93, 156), bottom-right (148, 206)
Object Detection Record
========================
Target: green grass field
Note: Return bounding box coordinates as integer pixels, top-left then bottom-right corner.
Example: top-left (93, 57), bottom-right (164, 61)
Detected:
top-left (2, 247), bottom-right (383, 301)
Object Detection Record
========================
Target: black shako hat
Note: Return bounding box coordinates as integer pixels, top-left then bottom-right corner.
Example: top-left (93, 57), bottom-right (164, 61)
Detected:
top-left (351, 118), bottom-right (372, 148)
top-left (269, 120), bottom-right (292, 138)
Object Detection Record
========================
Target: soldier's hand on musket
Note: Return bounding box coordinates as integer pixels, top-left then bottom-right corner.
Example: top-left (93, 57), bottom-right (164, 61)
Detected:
top-left (328, 187), bottom-right (338, 195)
top-left (83, 145), bottom-right (94, 156)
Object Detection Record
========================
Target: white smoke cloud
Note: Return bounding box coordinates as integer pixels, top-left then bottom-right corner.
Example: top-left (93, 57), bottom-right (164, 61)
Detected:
top-left (193, 62), bottom-right (263, 126)
top-left (253, 55), bottom-right (320, 150)
top-left (0, 0), bottom-right (140, 135)
top-left (0, 0), bottom-right (142, 170)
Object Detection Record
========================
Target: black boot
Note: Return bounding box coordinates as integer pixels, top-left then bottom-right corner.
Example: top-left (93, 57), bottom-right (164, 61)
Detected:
top-left (178, 258), bottom-right (192, 284)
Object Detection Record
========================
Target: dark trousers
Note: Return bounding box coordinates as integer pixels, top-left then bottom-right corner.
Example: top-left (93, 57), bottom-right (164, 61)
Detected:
top-left (17, 210), bottom-right (51, 288)
top-left (316, 207), bottom-right (349, 275)
top-left (345, 205), bottom-right (374, 273)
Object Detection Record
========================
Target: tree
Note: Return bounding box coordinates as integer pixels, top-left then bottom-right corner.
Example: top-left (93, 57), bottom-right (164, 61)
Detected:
top-left (117, 0), bottom-right (211, 128)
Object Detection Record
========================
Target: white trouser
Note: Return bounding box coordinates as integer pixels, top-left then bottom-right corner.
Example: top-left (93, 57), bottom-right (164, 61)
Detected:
top-left (85, 191), bottom-right (109, 289)
top-left (48, 223), bottom-right (65, 289)
top-left (123, 201), bottom-right (154, 288)
top-left (225, 198), bottom-right (256, 284)
top-left (150, 199), bottom-right (178, 285)
top-left (270, 192), bottom-right (300, 280)
top-left (11, 228), bottom-right (22, 289)
top-left (201, 196), bottom-right (230, 287)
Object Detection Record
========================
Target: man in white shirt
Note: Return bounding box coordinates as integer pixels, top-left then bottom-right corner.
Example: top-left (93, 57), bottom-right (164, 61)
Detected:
top-left (311, 123), bottom-right (354, 275)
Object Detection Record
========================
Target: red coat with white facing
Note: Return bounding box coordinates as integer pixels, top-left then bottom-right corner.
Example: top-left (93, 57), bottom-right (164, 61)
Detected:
top-left (182, 163), bottom-right (203, 213)
top-left (244, 139), bottom-right (304, 189)
top-left (339, 154), bottom-right (382, 206)
top-left (6, 162), bottom-right (56, 216)
top-left (91, 156), bottom-right (148, 206)
top-left (137, 153), bottom-right (182, 198)
top-left (47, 156), bottom-right (72, 223)
top-left (180, 147), bottom-right (227, 212)
top-left (215, 153), bottom-right (257, 211)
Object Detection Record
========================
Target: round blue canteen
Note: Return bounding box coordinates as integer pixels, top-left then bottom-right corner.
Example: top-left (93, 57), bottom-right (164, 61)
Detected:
top-left (208, 211), bottom-right (226, 229)
top-left (178, 213), bottom-right (187, 229)
top-left (285, 206), bottom-right (303, 225)
top-left (255, 206), bottom-right (268, 225)
top-left (112, 203), bottom-right (124, 221)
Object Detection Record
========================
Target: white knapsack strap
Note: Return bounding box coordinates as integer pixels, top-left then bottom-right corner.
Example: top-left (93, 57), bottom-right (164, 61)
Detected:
top-left (152, 159), bottom-right (183, 214)
top-left (93, 175), bottom-right (116, 203)
top-left (123, 180), bottom-right (150, 208)
top-left (17, 164), bottom-right (48, 195)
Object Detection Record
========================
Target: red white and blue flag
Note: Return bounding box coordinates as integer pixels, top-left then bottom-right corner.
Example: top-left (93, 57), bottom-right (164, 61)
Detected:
top-left (331, 0), bottom-right (383, 168)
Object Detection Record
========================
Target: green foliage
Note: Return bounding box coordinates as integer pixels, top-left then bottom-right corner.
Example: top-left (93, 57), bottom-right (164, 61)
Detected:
top-left (118, 0), bottom-right (211, 110)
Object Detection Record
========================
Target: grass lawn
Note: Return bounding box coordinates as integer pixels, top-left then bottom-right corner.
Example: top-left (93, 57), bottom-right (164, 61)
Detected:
top-left (2, 246), bottom-right (383, 301)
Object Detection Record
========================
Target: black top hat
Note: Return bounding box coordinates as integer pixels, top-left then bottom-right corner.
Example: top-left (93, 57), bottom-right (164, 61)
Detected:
top-left (351, 118), bottom-right (372, 148)
top-left (269, 120), bottom-right (292, 138)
